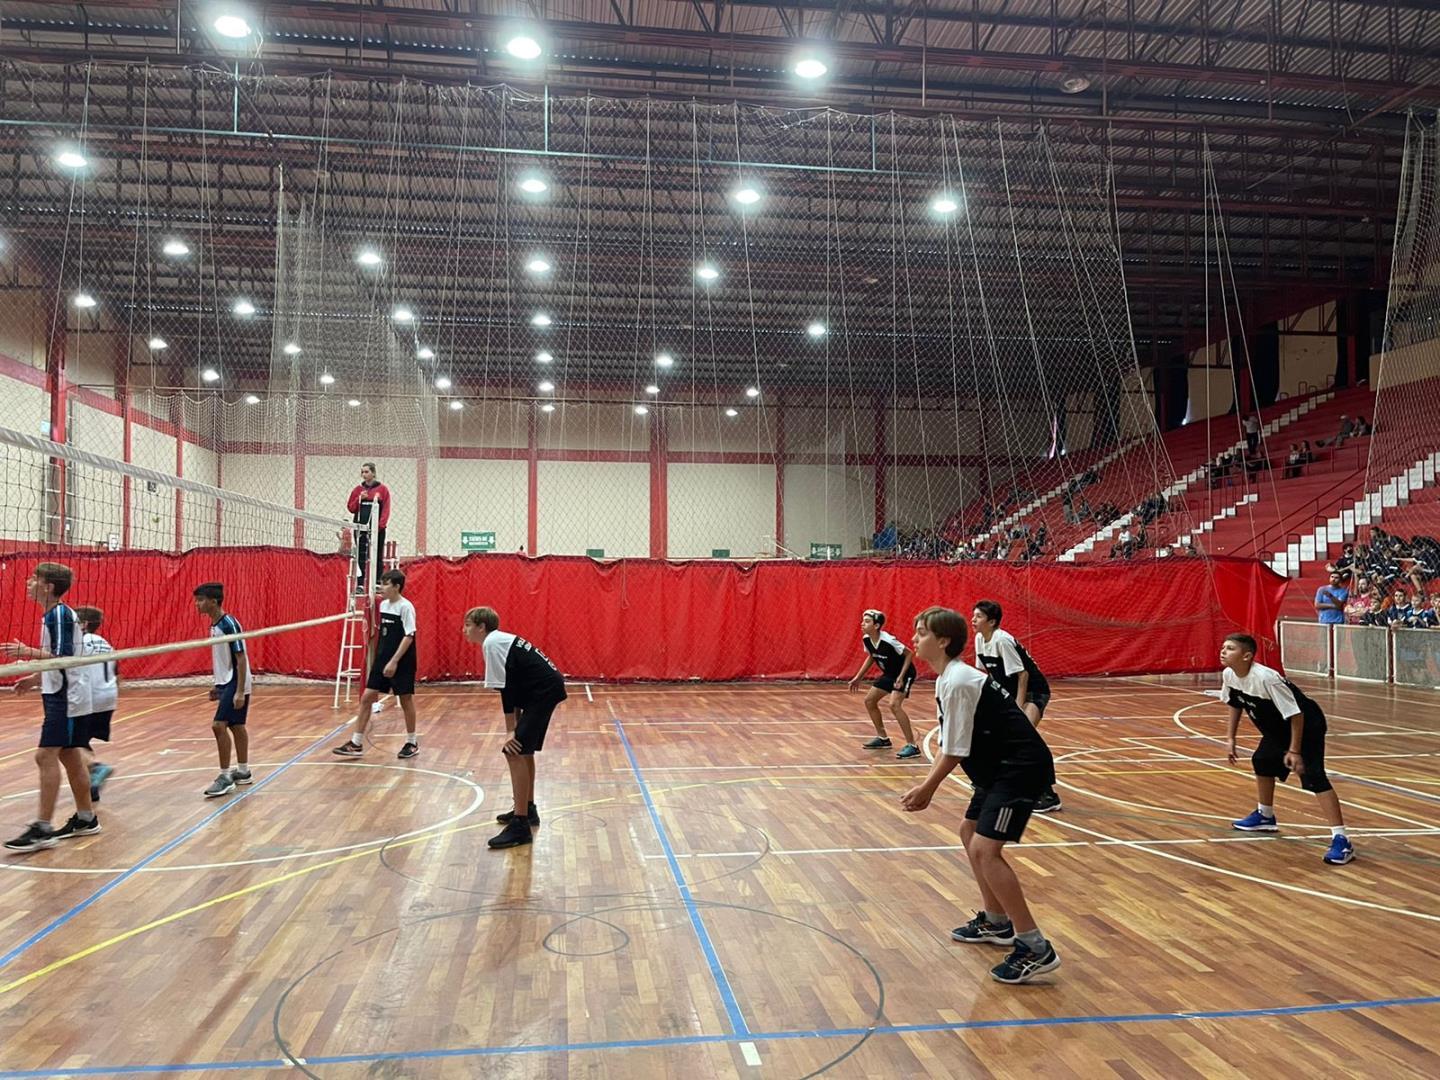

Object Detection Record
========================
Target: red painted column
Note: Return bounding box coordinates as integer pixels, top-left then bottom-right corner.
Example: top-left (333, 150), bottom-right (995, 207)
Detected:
top-left (649, 407), bottom-right (667, 559)
top-left (171, 398), bottom-right (185, 550)
top-left (45, 302), bottom-right (68, 546)
top-left (774, 398), bottom-right (786, 552)
top-left (119, 364), bottom-right (133, 548)
top-left (415, 455), bottom-right (428, 554)
top-left (526, 408), bottom-right (539, 556)
top-left (872, 402), bottom-right (887, 537)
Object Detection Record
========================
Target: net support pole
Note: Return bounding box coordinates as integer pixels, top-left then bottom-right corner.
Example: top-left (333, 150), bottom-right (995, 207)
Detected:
top-left (171, 396), bottom-right (184, 550)
top-left (527, 407), bottom-right (539, 556)
top-left (774, 396), bottom-right (786, 552)
top-left (293, 406), bottom-right (307, 549)
top-left (872, 400), bottom-right (887, 537)
top-left (119, 345), bottom-right (133, 547)
top-left (45, 292), bottom-right (67, 546)
top-left (649, 405), bottom-right (668, 559)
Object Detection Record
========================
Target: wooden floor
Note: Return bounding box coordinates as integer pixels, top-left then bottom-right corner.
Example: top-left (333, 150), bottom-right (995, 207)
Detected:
top-left (1, 674), bottom-right (1439, 1078)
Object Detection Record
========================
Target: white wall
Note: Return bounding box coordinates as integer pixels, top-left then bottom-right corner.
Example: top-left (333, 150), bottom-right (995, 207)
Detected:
top-left (1186, 346), bottom-right (1236, 422)
top-left (536, 460), bottom-right (648, 557)
top-left (220, 454), bottom-right (299, 547)
top-left (669, 462), bottom-right (776, 558)
top-left (1279, 335), bottom-right (1335, 397)
top-left (306, 455), bottom-right (418, 555)
top-left (430, 458), bottom-right (528, 555)
top-left (783, 464), bottom-right (873, 555)
top-left (182, 442), bottom-right (220, 549)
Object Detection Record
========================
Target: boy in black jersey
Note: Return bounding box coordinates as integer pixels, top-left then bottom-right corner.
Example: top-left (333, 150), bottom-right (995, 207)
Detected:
top-left (465, 606), bottom-right (567, 850)
top-left (971, 601), bottom-right (1061, 813)
top-left (1221, 633), bottom-right (1354, 865)
top-left (847, 609), bottom-right (920, 757)
top-left (901, 606), bottom-right (1061, 985)
top-left (333, 569), bottom-right (420, 759)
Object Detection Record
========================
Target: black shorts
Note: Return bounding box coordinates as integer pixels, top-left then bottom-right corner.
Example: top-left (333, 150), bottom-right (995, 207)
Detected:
top-left (1024, 689), bottom-right (1051, 720)
top-left (513, 694), bottom-right (565, 755)
top-left (39, 691), bottom-right (88, 749)
top-left (965, 777), bottom-right (1047, 842)
top-left (77, 710), bottom-right (113, 748)
top-left (873, 669), bottom-right (917, 697)
top-left (213, 681), bottom-right (250, 727)
top-left (1253, 732), bottom-right (1332, 794)
top-left (367, 649), bottom-right (417, 696)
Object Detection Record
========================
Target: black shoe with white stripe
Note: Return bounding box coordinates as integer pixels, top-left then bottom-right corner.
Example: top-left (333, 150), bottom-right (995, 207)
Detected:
top-left (990, 940), bottom-right (1061, 984)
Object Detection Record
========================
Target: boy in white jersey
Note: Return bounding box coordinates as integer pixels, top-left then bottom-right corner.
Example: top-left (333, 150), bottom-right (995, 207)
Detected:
top-left (847, 609), bottom-right (920, 757)
top-left (194, 582), bottom-right (253, 798)
top-left (1221, 633), bottom-right (1353, 865)
top-left (900, 606), bottom-right (1060, 984)
top-left (2, 563), bottom-right (98, 851)
top-left (72, 606), bottom-right (118, 804)
top-left (971, 601), bottom-right (1060, 813)
top-left (333, 569), bottom-right (420, 759)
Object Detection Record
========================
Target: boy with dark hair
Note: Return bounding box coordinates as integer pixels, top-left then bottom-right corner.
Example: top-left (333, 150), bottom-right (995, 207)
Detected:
top-left (465, 606), bottom-right (567, 850)
top-left (333, 568), bottom-right (419, 758)
top-left (971, 601), bottom-right (1061, 813)
top-left (847, 609), bottom-right (920, 758)
top-left (72, 606), bottom-right (118, 804)
top-left (901, 605), bottom-right (1061, 985)
top-left (1222, 633), bottom-right (1353, 865)
top-left (2, 563), bottom-right (98, 850)
top-left (194, 582), bottom-right (253, 798)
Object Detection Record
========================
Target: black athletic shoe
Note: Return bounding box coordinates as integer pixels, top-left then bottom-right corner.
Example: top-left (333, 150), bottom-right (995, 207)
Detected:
top-left (496, 802), bottom-right (540, 826)
top-left (4, 823), bottom-right (57, 852)
top-left (488, 818), bottom-right (534, 849)
top-left (1034, 790), bottom-right (1063, 814)
top-left (990, 940), bottom-right (1062, 984)
top-left (862, 736), bottom-right (893, 749)
top-left (331, 741), bottom-right (364, 757)
top-left (397, 742), bottom-right (419, 760)
top-left (53, 814), bottom-right (102, 840)
top-left (951, 911), bottom-right (1016, 945)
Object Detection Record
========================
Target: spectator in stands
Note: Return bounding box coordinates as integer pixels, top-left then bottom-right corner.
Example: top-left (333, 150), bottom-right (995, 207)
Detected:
top-left (1360, 594), bottom-right (1389, 626)
top-left (1313, 570), bottom-right (1348, 626)
top-left (1210, 452), bottom-right (1234, 488)
top-left (1387, 589), bottom-right (1415, 626)
top-left (1354, 416), bottom-right (1373, 436)
top-left (1343, 584), bottom-right (1372, 625)
top-left (1320, 414), bottom-right (1356, 448)
top-left (1244, 413), bottom-right (1261, 455)
top-left (1412, 594), bottom-right (1437, 629)
top-left (1299, 439), bottom-right (1314, 464)
top-left (1245, 450), bottom-right (1270, 477)
top-left (1334, 543), bottom-right (1356, 575)
top-left (1283, 443), bottom-right (1305, 479)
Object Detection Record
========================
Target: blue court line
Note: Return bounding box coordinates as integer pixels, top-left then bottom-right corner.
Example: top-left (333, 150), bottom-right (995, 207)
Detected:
top-left (610, 713), bottom-right (751, 1036)
top-left (4, 992), bottom-right (1439, 1077)
top-left (0, 721), bottom-right (348, 972)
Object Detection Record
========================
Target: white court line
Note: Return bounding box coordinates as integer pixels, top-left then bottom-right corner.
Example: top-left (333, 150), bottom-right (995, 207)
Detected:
top-left (739, 1042), bottom-right (762, 1067)
top-left (611, 762), bottom-right (929, 772)
top-left (585, 683), bottom-right (593, 702)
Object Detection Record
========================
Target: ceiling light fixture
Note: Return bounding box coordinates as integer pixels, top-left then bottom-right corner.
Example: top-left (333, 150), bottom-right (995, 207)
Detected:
top-left (531, 312), bottom-right (553, 327)
top-left (147, 336), bottom-right (168, 350)
top-left (162, 238), bottom-right (190, 257)
top-left (634, 404), bottom-right (650, 416)
top-left (200, 367), bottom-right (221, 383)
top-left (54, 148), bottom-right (88, 170)
top-left (792, 54), bottom-right (829, 79)
top-left (655, 352), bottom-right (675, 368)
top-left (695, 263), bottom-right (720, 282)
top-left (283, 342), bottom-right (301, 355)
top-left (417, 346), bottom-right (436, 360)
top-left (319, 371), bottom-right (335, 385)
top-left (231, 298), bottom-right (256, 317)
top-left (244, 394), bottom-right (261, 404)
top-left (212, 14), bottom-right (252, 39)
top-left (434, 375), bottom-right (452, 390)
top-left (391, 305), bottom-right (415, 324)
top-left (535, 350), bottom-right (554, 363)
top-left (449, 399), bottom-right (465, 411)
top-left (930, 193), bottom-right (960, 215)
top-left (355, 248), bottom-right (383, 267)
top-left (518, 174), bottom-right (549, 195)
top-left (807, 321), bottom-right (827, 338)
top-left (745, 386), bottom-right (760, 398)
top-left (505, 34), bottom-right (543, 60)
top-left (537, 380), bottom-right (555, 393)
top-left (525, 256), bottom-right (553, 274)
top-left (72, 292), bottom-right (97, 309)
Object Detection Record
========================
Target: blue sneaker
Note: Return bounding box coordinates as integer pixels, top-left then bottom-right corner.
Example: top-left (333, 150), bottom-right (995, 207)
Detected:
top-left (89, 763), bottom-right (115, 803)
top-left (1232, 810), bottom-right (1278, 832)
top-left (1323, 836), bottom-right (1355, 865)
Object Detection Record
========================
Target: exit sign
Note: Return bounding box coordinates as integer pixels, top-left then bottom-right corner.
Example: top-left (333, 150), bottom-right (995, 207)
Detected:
top-left (810, 542), bottom-right (843, 561)
top-left (460, 531), bottom-right (496, 551)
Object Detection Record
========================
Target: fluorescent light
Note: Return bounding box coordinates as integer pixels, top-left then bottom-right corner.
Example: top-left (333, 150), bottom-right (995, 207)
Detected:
top-left (731, 185), bottom-right (762, 206)
top-left (525, 256), bottom-right (552, 274)
top-left (319, 371), bottom-right (335, 385)
top-left (283, 342), bottom-right (301, 355)
top-left (645, 384), bottom-right (660, 395)
top-left (244, 394), bottom-right (261, 404)
top-left (449, 399), bottom-right (465, 411)
top-left (535, 350), bottom-right (554, 363)
top-left (162, 238), bottom-right (190, 257)
top-left (930, 193), bottom-right (960, 215)
top-left (54, 148), bottom-right (88, 169)
top-left (793, 55), bottom-right (828, 79)
top-left (391, 305), bottom-right (415, 324)
top-left (745, 386), bottom-right (760, 398)
top-left (655, 352), bottom-right (674, 368)
top-left (695, 263), bottom-right (720, 282)
top-left (540, 403), bottom-right (555, 413)
top-left (212, 14), bottom-right (251, 38)
top-left (518, 174), bottom-right (549, 195)
top-left (434, 375), bottom-right (452, 390)
top-left (725, 408), bottom-right (738, 417)
top-left (417, 346), bottom-right (435, 360)
top-left (807, 321), bottom-right (827, 338)
top-left (537, 380), bottom-right (555, 392)
top-left (347, 399), bottom-right (362, 407)
top-left (72, 292), bottom-right (96, 309)
top-left (200, 368), bottom-right (221, 383)
top-left (531, 312), bottom-right (553, 327)
top-left (505, 34), bottom-right (543, 60)
top-left (231, 298), bottom-right (255, 317)
top-left (355, 248), bottom-right (383, 267)
top-left (1061, 74), bottom-right (1092, 94)
top-left (634, 404), bottom-right (650, 416)
top-left (147, 336), bottom-right (167, 350)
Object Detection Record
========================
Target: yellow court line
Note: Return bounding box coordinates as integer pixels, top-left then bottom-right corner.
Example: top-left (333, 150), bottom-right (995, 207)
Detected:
top-left (0, 693), bottom-right (206, 766)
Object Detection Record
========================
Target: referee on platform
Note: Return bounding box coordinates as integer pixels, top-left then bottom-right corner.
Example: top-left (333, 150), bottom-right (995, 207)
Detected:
top-left (348, 462), bottom-right (391, 593)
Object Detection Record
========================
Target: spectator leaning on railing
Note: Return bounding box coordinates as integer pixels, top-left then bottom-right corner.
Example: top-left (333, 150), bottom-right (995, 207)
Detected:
top-left (1313, 570), bottom-right (1348, 625)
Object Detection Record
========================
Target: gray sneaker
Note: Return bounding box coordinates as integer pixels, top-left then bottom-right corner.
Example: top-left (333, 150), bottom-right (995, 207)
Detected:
top-left (230, 767), bottom-right (254, 786)
top-left (204, 772), bottom-right (236, 799)
top-left (896, 744), bottom-right (921, 759)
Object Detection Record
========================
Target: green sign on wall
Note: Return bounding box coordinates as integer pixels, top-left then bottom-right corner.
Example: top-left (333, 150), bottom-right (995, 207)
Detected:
top-left (586, 548), bottom-right (606, 559)
top-left (810, 542), bottom-right (843, 561)
top-left (460, 531), bottom-right (496, 552)
top-left (711, 548), bottom-right (731, 558)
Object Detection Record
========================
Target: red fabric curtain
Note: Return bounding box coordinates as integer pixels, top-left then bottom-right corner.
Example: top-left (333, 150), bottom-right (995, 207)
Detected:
top-left (2, 549), bottom-right (1286, 682)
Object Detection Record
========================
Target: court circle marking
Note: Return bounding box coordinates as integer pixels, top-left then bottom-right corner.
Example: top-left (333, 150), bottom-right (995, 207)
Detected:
top-left (0, 761), bottom-right (483, 875)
